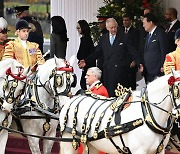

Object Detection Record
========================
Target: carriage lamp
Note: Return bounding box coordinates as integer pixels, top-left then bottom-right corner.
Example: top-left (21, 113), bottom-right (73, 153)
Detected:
top-left (7, 97), bottom-right (13, 104)
top-left (12, 81), bottom-right (18, 88)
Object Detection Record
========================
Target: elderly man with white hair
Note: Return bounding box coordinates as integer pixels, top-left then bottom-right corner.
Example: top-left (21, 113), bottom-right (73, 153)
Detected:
top-left (85, 67), bottom-right (109, 97)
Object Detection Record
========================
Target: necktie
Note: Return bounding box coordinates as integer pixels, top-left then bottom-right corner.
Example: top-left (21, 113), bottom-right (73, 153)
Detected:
top-left (147, 33), bottom-right (151, 43)
top-left (110, 35), bottom-right (115, 45)
top-left (125, 28), bottom-right (128, 33)
top-left (165, 23), bottom-right (171, 33)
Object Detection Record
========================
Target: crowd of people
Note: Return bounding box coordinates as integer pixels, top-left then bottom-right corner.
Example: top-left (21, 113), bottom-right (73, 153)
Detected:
top-left (1, 4), bottom-right (180, 154)
top-left (1, 5), bottom-right (180, 97)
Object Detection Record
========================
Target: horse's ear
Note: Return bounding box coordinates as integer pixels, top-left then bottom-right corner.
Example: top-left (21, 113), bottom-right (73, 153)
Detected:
top-left (69, 55), bottom-right (76, 66)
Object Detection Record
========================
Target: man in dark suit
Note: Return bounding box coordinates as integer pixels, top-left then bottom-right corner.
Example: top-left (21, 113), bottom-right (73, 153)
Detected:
top-left (139, 7), bottom-right (153, 56)
top-left (120, 15), bottom-right (139, 90)
top-left (141, 13), bottom-right (168, 83)
top-left (14, 6), bottom-right (44, 53)
top-left (165, 8), bottom-right (180, 53)
top-left (79, 18), bottom-right (139, 97)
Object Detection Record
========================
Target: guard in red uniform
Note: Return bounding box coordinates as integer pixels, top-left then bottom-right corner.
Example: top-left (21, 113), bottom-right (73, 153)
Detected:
top-left (85, 67), bottom-right (109, 98)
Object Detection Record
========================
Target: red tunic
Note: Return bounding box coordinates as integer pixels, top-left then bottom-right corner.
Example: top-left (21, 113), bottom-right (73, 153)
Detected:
top-left (90, 83), bottom-right (109, 98)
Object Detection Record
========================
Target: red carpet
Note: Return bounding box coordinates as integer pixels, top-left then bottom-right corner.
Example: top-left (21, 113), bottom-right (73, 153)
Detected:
top-left (5, 135), bottom-right (179, 154)
top-left (5, 134), bottom-right (59, 154)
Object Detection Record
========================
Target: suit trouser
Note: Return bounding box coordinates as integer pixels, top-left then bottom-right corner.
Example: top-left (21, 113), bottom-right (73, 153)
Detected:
top-left (103, 66), bottom-right (130, 97)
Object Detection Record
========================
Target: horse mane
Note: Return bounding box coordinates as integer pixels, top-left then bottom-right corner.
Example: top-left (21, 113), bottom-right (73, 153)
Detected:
top-left (147, 74), bottom-right (171, 97)
top-left (0, 58), bottom-right (18, 67)
top-left (0, 59), bottom-right (23, 75)
top-left (37, 58), bottom-right (56, 76)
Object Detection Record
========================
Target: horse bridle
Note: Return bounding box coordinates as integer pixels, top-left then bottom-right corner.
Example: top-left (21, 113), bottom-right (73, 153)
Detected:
top-left (52, 65), bottom-right (76, 97)
top-left (0, 67), bottom-right (27, 108)
top-left (168, 76), bottom-right (180, 115)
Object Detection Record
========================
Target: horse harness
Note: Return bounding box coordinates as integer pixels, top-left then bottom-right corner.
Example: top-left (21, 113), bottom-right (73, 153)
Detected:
top-left (59, 88), bottom-right (143, 154)
top-left (0, 67), bottom-right (27, 131)
top-left (11, 64), bottom-right (76, 136)
top-left (59, 76), bottom-right (180, 154)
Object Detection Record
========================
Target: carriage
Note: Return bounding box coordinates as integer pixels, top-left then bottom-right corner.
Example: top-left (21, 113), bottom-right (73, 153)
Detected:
top-left (1, 56), bottom-right (180, 154)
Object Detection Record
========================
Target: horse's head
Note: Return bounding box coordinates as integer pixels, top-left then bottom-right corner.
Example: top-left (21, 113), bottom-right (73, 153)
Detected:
top-left (0, 59), bottom-right (29, 112)
top-left (52, 55), bottom-right (77, 97)
top-left (168, 70), bottom-right (180, 116)
top-left (37, 56), bottom-right (77, 99)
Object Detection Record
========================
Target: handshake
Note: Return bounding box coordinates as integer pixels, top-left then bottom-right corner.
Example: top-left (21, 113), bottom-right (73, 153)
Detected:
top-left (78, 59), bottom-right (86, 69)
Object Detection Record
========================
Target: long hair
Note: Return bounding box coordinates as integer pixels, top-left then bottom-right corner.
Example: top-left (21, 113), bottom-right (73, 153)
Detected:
top-left (51, 16), bottom-right (69, 42)
top-left (77, 20), bottom-right (91, 36)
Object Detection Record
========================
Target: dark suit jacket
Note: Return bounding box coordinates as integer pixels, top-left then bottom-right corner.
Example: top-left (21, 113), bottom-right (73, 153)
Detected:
top-left (143, 27), bottom-right (168, 76)
top-left (121, 26), bottom-right (139, 51)
top-left (77, 35), bottom-right (95, 90)
top-left (77, 35), bottom-right (95, 69)
top-left (86, 30), bottom-right (139, 96)
top-left (166, 20), bottom-right (180, 53)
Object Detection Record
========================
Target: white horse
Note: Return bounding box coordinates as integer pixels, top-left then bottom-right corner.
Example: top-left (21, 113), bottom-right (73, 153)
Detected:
top-left (0, 58), bottom-right (29, 154)
top-left (59, 70), bottom-right (180, 154)
top-left (15, 56), bottom-right (76, 154)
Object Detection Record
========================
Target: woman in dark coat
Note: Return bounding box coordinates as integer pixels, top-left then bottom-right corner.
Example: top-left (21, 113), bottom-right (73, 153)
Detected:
top-left (77, 20), bottom-right (95, 90)
top-left (50, 16), bottom-right (69, 59)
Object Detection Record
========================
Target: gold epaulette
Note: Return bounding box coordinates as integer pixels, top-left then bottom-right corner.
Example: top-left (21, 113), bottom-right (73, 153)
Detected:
top-left (85, 90), bottom-right (114, 100)
top-left (95, 83), bottom-right (102, 89)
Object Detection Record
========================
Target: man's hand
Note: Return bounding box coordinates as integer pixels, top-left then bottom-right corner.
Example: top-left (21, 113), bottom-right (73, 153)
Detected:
top-left (130, 61), bottom-right (136, 68)
top-left (160, 67), bottom-right (164, 72)
top-left (78, 59), bottom-right (86, 69)
top-left (138, 64), bottom-right (144, 72)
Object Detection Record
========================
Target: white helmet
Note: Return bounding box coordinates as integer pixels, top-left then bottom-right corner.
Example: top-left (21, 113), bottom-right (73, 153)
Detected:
top-left (0, 17), bottom-right (8, 32)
